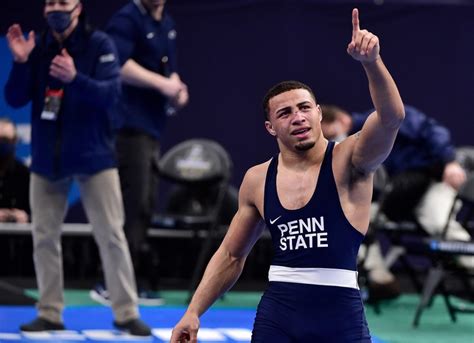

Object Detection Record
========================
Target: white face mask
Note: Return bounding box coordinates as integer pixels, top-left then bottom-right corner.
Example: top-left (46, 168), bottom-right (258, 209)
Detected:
top-left (329, 121), bottom-right (348, 142)
top-left (333, 133), bottom-right (348, 142)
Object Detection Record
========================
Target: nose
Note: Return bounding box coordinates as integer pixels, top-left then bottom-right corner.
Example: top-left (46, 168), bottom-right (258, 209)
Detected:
top-left (291, 109), bottom-right (306, 124)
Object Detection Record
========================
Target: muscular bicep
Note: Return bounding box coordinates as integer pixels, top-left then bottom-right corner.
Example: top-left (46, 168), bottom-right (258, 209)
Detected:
top-left (222, 201), bottom-right (264, 260)
top-left (221, 168), bottom-right (265, 259)
top-left (351, 111), bottom-right (400, 173)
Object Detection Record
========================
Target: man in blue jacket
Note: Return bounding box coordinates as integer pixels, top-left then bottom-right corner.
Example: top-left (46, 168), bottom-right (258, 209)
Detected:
top-left (4, 0), bottom-right (151, 335)
top-left (103, 0), bottom-right (189, 301)
top-left (321, 104), bottom-right (472, 271)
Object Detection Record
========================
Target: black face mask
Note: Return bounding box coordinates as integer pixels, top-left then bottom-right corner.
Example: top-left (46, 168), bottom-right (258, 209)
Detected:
top-left (46, 4), bottom-right (78, 34)
top-left (0, 139), bottom-right (15, 158)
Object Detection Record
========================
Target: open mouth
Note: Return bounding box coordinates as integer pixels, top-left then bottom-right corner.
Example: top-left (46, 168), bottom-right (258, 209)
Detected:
top-left (291, 128), bottom-right (310, 136)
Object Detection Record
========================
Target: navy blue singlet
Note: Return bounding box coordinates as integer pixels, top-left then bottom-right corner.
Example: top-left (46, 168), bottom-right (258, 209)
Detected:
top-left (251, 141), bottom-right (371, 342)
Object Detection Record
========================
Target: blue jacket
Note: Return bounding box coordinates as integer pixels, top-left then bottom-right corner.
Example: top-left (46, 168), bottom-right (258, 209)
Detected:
top-left (4, 24), bottom-right (121, 180)
top-left (106, 0), bottom-right (178, 139)
top-left (351, 105), bottom-right (456, 176)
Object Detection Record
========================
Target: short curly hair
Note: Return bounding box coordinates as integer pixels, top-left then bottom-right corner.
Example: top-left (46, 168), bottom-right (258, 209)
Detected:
top-left (262, 80), bottom-right (316, 121)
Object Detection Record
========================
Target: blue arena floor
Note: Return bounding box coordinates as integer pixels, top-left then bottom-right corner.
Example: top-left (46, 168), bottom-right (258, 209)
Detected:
top-left (0, 306), bottom-right (387, 342)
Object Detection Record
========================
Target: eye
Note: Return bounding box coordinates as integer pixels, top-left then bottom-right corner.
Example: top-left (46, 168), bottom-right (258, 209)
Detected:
top-left (277, 110), bottom-right (290, 118)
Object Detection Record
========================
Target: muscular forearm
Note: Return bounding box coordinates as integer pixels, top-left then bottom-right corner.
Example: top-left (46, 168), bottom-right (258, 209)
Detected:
top-left (363, 58), bottom-right (404, 128)
top-left (186, 246), bottom-right (246, 317)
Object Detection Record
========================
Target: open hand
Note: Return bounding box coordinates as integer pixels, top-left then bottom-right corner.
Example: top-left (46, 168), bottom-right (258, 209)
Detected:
top-left (6, 24), bottom-right (35, 63)
top-left (347, 8), bottom-right (380, 63)
top-left (50, 49), bottom-right (77, 83)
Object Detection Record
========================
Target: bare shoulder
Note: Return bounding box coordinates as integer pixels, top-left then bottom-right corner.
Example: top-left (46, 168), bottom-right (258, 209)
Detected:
top-left (332, 135), bottom-right (358, 170)
top-left (243, 160), bottom-right (270, 186)
top-left (332, 134), bottom-right (373, 186)
top-left (239, 160), bottom-right (271, 213)
top-left (332, 136), bottom-right (374, 234)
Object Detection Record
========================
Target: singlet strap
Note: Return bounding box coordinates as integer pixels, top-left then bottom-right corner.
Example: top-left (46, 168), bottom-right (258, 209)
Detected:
top-left (263, 155), bottom-right (279, 222)
top-left (313, 141), bottom-right (336, 196)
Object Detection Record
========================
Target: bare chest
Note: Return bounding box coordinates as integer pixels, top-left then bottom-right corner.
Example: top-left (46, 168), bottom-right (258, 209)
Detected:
top-left (276, 166), bottom-right (320, 210)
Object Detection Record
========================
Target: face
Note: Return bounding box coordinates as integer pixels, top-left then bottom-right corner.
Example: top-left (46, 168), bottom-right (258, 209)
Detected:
top-left (321, 112), bottom-right (352, 141)
top-left (265, 89), bottom-right (322, 152)
top-left (0, 122), bottom-right (16, 158)
top-left (142, 0), bottom-right (166, 9)
top-left (44, 0), bottom-right (81, 18)
top-left (0, 122), bottom-right (16, 142)
top-left (321, 121), bottom-right (342, 140)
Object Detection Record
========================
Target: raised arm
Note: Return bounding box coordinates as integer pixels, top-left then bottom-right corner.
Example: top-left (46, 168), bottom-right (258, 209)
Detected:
top-left (348, 8), bottom-right (405, 174)
top-left (170, 168), bottom-right (264, 342)
top-left (4, 24), bottom-right (36, 108)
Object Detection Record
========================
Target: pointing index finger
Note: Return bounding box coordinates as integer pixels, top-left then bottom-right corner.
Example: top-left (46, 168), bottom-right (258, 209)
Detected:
top-left (352, 8), bottom-right (360, 37)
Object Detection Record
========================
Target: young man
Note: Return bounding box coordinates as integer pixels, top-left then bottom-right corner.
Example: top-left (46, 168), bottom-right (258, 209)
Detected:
top-left (170, 8), bottom-right (404, 342)
top-left (4, 0), bottom-right (150, 335)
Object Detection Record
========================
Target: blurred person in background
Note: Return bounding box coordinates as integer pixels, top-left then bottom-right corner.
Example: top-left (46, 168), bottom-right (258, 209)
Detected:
top-left (0, 118), bottom-right (29, 223)
top-left (99, 0), bottom-right (189, 304)
top-left (321, 104), bottom-right (473, 276)
top-left (4, 0), bottom-right (150, 335)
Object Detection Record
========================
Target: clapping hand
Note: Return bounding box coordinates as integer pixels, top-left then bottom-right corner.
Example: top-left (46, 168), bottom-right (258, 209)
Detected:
top-left (6, 24), bottom-right (35, 63)
top-left (50, 49), bottom-right (77, 83)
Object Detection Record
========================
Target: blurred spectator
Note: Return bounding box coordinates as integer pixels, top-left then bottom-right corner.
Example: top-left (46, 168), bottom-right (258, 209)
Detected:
top-left (321, 104), bottom-right (473, 287)
top-left (103, 0), bottom-right (188, 303)
top-left (4, 0), bottom-right (150, 335)
top-left (0, 117), bottom-right (29, 223)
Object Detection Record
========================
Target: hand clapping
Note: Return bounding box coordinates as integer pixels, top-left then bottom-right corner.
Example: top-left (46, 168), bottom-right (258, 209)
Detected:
top-left (6, 24), bottom-right (35, 63)
top-left (49, 48), bottom-right (77, 83)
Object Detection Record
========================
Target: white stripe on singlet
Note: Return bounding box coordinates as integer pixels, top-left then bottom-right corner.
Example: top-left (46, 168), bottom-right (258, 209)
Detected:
top-left (268, 265), bottom-right (360, 290)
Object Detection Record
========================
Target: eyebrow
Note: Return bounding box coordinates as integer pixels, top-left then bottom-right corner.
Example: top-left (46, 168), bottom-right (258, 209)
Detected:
top-left (45, 0), bottom-right (75, 4)
top-left (275, 101), bottom-right (312, 115)
top-left (297, 101), bottom-right (312, 107)
top-left (276, 106), bottom-right (291, 116)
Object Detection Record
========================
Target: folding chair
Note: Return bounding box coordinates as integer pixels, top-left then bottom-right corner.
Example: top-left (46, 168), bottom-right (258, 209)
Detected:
top-left (372, 174), bottom-right (474, 326)
top-left (412, 175), bottom-right (474, 326)
top-left (369, 167), bottom-right (427, 296)
top-left (149, 139), bottom-right (235, 300)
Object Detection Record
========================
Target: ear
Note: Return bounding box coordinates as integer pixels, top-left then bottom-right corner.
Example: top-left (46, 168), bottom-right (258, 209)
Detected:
top-left (75, 2), bottom-right (83, 16)
top-left (317, 104), bottom-right (322, 122)
top-left (265, 121), bottom-right (276, 136)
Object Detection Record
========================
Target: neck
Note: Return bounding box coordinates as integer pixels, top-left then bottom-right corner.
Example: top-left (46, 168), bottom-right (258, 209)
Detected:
top-left (151, 6), bottom-right (164, 20)
top-left (141, 0), bottom-right (164, 20)
top-left (279, 137), bottom-right (327, 171)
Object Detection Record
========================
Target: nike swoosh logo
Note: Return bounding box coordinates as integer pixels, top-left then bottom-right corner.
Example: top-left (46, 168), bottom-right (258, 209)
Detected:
top-left (269, 216), bottom-right (282, 225)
